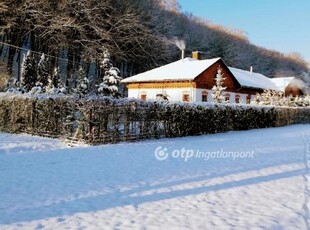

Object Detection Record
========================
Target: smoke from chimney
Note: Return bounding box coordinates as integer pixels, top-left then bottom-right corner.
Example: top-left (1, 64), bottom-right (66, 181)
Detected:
top-left (174, 38), bottom-right (186, 59)
top-left (175, 39), bottom-right (186, 50)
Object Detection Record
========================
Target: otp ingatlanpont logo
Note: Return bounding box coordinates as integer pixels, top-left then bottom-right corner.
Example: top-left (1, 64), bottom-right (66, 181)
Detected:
top-left (154, 146), bottom-right (169, 161)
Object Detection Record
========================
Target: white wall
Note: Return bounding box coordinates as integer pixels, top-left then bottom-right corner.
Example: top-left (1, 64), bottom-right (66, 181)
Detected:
top-left (128, 88), bottom-right (256, 104)
top-left (128, 88), bottom-right (195, 102)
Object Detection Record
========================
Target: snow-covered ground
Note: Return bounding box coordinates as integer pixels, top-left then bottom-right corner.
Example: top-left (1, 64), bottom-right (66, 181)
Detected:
top-left (0, 125), bottom-right (310, 230)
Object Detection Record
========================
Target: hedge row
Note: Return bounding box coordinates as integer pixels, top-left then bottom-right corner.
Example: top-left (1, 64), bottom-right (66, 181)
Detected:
top-left (0, 93), bottom-right (309, 145)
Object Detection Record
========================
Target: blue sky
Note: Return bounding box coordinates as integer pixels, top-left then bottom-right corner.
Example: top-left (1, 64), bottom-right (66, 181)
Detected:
top-left (178, 0), bottom-right (310, 64)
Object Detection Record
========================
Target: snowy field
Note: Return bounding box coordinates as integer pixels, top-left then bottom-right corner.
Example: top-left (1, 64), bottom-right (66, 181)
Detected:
top-left (1, 125), bottom-right (310, 230)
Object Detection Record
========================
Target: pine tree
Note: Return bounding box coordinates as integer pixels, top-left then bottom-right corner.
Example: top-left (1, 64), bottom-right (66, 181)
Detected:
top-left (211, 67), bottom-right (227, 103)
top-left (37, 53), bottom-right (49, 89)
top-left (75, 66), bottom-right (89, 96)
top-left (97, 51), bottom-right (122, 97)
top-left (21, 50), bottom-right (37, 92)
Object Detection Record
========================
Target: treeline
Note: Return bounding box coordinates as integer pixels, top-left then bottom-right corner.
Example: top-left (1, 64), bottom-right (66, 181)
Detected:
top-left (0, 0), bottom-right (167, 81)
top-left (0, 0), bottom-right (309, 88)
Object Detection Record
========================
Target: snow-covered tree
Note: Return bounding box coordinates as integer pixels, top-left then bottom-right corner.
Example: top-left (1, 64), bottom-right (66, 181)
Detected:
top-left (255, 90), bottom-right (310, 107)
top-left (28, 53), bottom-right (50, 94)
top-left (158, 0), bottom-right (180, 12)
top-left (37, 53), bottom-right (49, 89)
top-left (303, 95), bottom-right (310, 106)
top-left (75, 66), bottom-right (89, 96)
top-left (255, 90), bottom-right (283, 106)
top-left (211, 67), bottom-right (227, 103)
top-left (97, 51), bottom-right (122, 97)
top-left (20, 50), bottom-right (37, 92)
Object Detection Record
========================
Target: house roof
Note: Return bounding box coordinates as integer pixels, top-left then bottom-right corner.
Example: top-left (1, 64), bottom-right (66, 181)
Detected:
top-left (270, 77), bottom-right (295, 91)
top-left (121, 57), bottom-right (221, 83)
top-left (121, 57), bottom-right (279, 91)
top-left (228, 67), bottom-right (279, 91)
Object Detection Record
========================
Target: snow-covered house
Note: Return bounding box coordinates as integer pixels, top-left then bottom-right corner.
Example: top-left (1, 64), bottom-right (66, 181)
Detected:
top-left (271, 77), bottom-right (305, 96)
top-left (229, 67), bottom-right (279, 103)
top-left (121, 52), bottom-right (278, 103)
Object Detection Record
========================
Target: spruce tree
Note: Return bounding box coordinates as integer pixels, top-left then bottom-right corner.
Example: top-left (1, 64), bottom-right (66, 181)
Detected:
top-left (75, 66), bottom-right (89, 96)
top-left (211, 67), bottom-right (227, 103)
top-left (97, 51), bottom-right (122, 97)
top-left (21, 50), bottom-right (37, 92)
top-left (37, 53), bottom-right (49, 89)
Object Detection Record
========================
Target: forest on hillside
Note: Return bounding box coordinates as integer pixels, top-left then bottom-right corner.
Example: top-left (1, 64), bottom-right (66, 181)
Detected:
top-left (0, 0), bottom-right (309, 91)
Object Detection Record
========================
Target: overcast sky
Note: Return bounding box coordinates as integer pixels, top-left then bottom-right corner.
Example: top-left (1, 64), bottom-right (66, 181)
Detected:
top-left (178, 0), bottom-right (310, 64)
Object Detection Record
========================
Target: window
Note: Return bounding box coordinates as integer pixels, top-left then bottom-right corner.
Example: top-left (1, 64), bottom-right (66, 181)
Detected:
top-left (202, 95), bottom-right (208, 102)
top-left (224, 93), bottom-right (230, 103)
top-left (156, 93), bottom-right (169, 101)
top-left (235, 94), bottom-right (240, 103)
top-left (202, 91), bottom-right (208, 102)
top-left (246, 95), bottom-right (251, 104)
top-left (140, 93), bottom-right (147, 101)
top-left (183, 94), bottom-right (190, 102)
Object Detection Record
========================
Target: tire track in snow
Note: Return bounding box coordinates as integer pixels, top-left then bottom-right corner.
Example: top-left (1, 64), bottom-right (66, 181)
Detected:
top-left (302, 133), bottom-right (310, 230)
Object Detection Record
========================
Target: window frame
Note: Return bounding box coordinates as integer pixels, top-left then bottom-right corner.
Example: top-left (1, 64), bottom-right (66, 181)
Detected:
top-left (246, 95), bottom-right (251, 104)
top-left (224, 93), bottom-right (230, 103)
top-left (182, 93), bottom-right (190, 102)
top-left (202, 91), bottom-right (208, 102)
top-left (235, 94), bottom-right (240, 104)
top-left (140, 92), bottom-right (147, 101)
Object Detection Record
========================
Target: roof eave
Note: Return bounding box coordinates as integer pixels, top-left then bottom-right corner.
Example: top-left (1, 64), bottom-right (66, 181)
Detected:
top-left (239, 85), bottom-right (278, 91)
top-left (122, 79), bottom-right (195, 84)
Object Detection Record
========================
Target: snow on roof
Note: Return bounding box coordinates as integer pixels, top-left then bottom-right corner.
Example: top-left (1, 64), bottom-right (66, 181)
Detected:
top-left (121, 57), bottom-right (221, 83)
top-left (228, 67), bottom-right (279, 91)
top-left (270, 77), bottom-right (295, 91)
top-left (121, 57), bottom-right (280, 91)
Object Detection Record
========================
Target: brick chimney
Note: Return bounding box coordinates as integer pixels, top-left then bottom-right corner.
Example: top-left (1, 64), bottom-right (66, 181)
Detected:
top-left (192, 51), bottom-right (202, 60)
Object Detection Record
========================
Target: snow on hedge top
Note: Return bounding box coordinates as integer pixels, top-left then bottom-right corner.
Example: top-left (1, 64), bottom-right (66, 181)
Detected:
top-left (271, 77), bottom-right (295, 91)
top-left (121, 57), bottom-right (221, 83)
top-left (229, 67), bottom-right (279, 91)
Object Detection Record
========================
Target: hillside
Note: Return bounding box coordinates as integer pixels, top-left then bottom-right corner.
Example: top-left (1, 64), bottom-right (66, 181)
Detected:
top-left (150, 7), bottom-right (309, 78)
top-left (0, 0), bottom-right (309, 87)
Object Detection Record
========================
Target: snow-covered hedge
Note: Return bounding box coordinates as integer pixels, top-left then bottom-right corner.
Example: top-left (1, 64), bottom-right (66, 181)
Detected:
top-left (0, 93), bottom-right (309, 144)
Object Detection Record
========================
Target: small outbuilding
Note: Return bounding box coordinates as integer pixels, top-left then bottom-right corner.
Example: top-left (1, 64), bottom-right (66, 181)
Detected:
top-left (271, 77), bottom-right (305, 96)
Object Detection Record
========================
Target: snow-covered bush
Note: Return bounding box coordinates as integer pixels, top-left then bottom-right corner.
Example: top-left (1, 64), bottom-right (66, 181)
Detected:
top-left (5, 79), bottom-right (23, 94)
top-left (45, 67), bottom-right (66, 95)
top-left (255, 90), bottom-right (310, 107)
top-left (29, 84), bottom-right (43, 95)
top-left (303, 95), bottom-right (310, 106)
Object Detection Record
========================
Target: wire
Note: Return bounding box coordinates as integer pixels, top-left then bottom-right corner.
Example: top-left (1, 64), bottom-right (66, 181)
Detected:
top-left (0, 41), bottom-right (75, 63)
